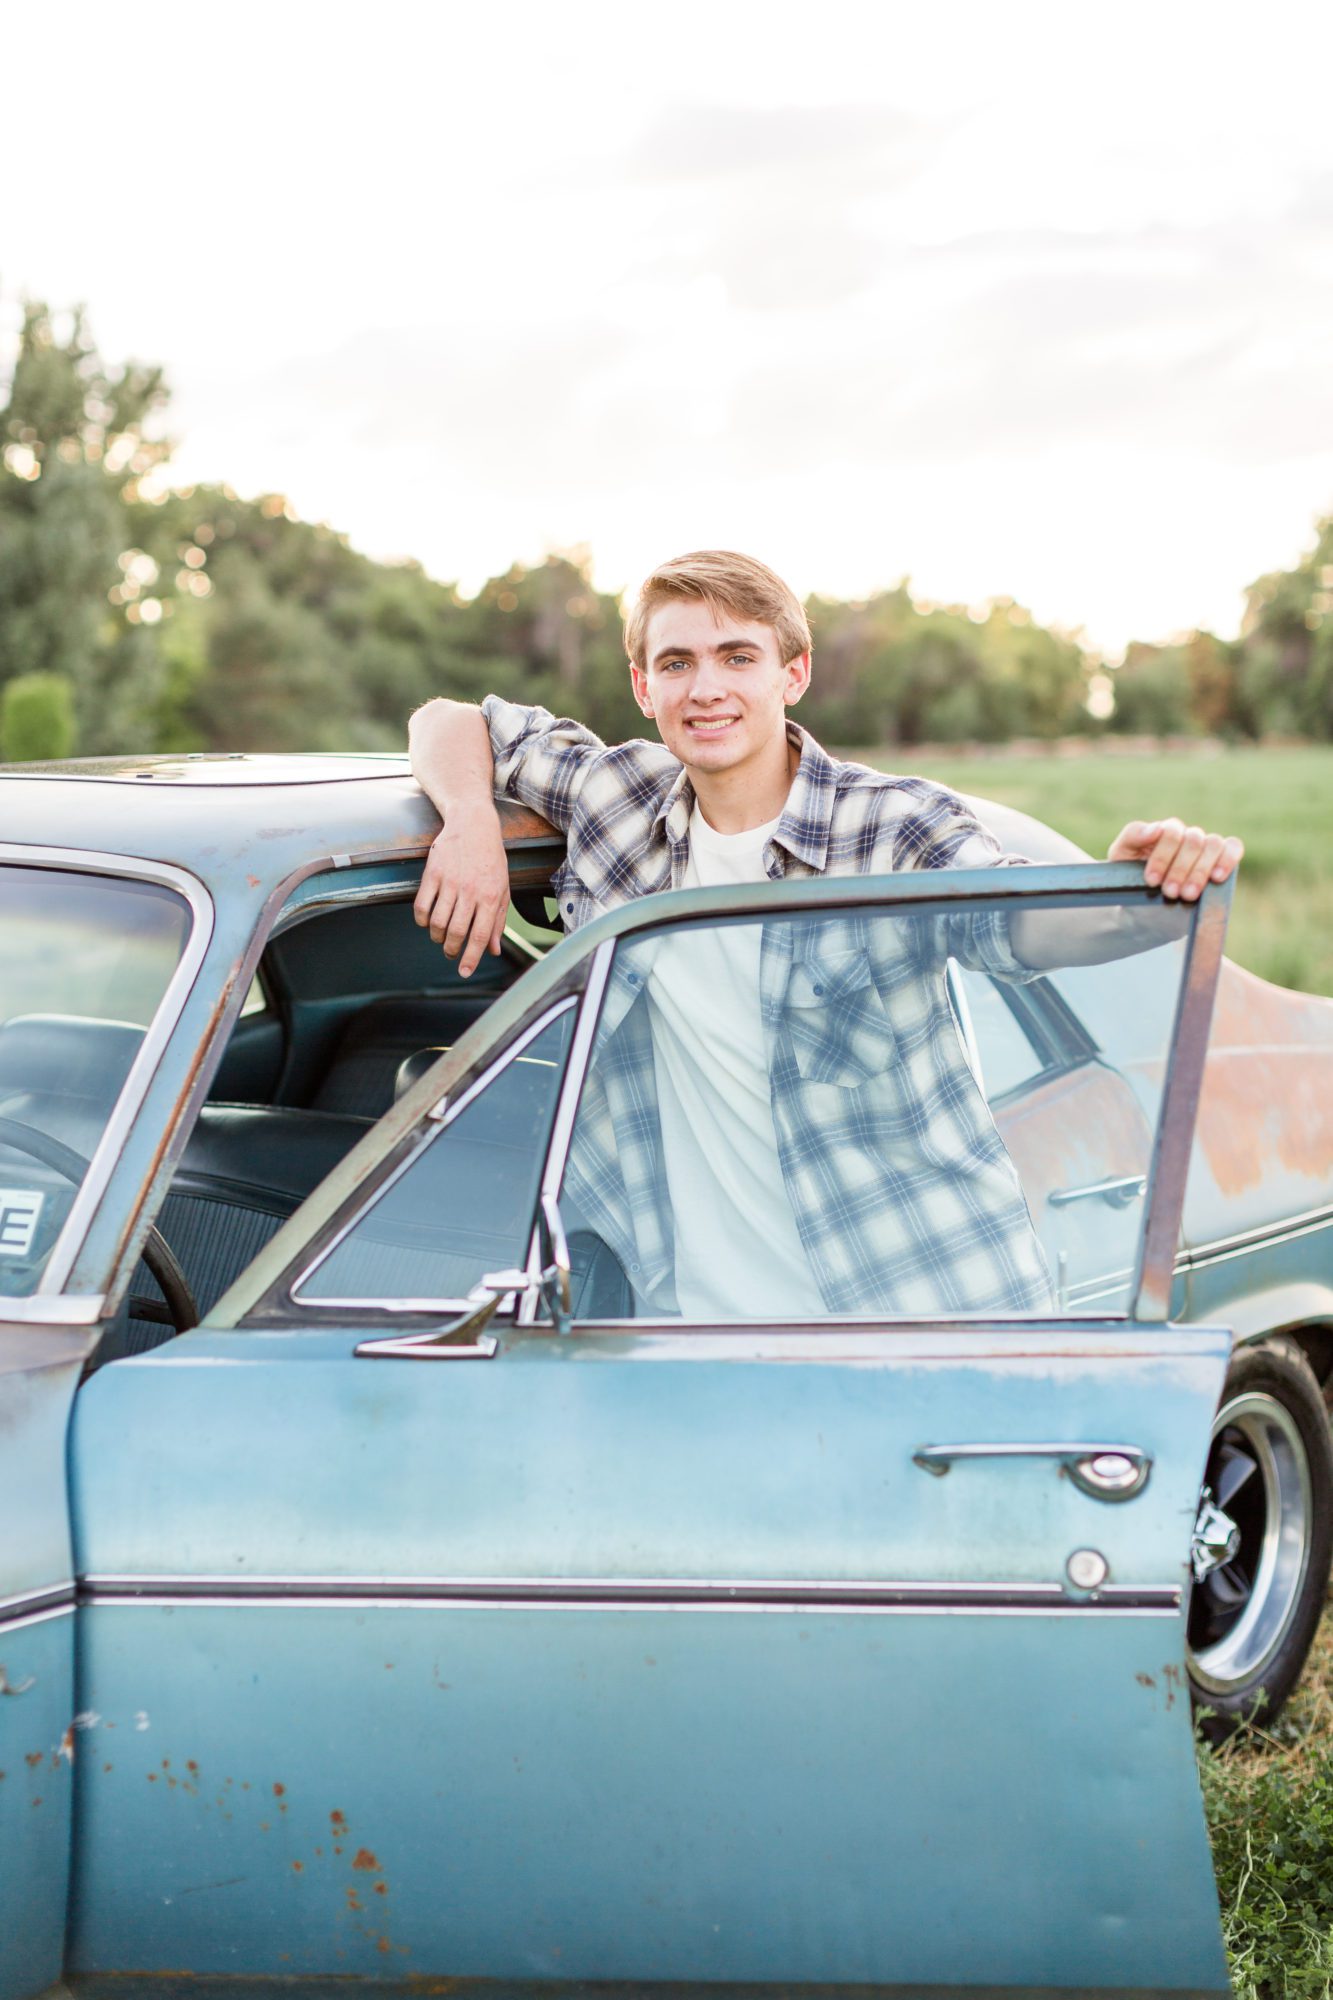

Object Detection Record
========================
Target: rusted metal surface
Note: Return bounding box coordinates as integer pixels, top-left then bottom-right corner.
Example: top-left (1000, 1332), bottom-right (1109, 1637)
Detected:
top-left (996, 1061), bottom-right (1152, 1208)
top-left (1192, 960), bottom-right (1333, 1204)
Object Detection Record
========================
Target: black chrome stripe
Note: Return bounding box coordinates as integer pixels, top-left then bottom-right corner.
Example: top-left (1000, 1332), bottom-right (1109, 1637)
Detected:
top-left (80, 1575), bottom-right (1180, 1614)
top-left (1186, 1202), bottom-right (1333, 1269)
top-left (1, 1580), bottom-right (76, 1627)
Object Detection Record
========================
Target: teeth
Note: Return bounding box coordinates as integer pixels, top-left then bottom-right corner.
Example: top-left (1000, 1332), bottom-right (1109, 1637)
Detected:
top-left (688, 719), bottom-right (736, 730)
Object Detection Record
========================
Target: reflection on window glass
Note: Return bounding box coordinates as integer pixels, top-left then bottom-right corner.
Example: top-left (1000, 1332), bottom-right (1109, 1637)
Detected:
top-left (558, 897), bottom-right (1190, 1323)
top-left (0, 866), bottom-right (192, 1298)
top-left (296, 1010), bottom-right (573, 1305)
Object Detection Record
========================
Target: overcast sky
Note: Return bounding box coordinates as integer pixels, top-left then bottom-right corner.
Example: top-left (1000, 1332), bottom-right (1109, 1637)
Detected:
top-left (4, 0), bottom-right (1333, 654)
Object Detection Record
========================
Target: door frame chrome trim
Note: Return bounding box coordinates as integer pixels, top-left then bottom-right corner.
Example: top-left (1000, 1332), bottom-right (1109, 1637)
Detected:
top-left (0, 843), bottom-right (215, 1298)
top-left (79, 1574), bottom-right (1180, 1614)
top-left (0, 1580), bottom-right (76, 1628)
top-left (520, 940), bottom-right (616, 1321)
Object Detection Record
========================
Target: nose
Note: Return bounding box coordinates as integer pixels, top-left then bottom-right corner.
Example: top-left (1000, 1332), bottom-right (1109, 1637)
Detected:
top-left (691, 657), bottom-right (728, 703)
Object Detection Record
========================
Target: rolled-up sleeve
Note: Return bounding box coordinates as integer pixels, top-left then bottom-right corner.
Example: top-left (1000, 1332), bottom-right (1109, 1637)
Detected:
top-left (481, 695), bottom-right (607, 833)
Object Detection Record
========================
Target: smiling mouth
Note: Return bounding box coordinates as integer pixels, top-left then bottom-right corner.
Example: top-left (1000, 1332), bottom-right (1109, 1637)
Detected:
top-left (684, 716), bottom-right (740, 732)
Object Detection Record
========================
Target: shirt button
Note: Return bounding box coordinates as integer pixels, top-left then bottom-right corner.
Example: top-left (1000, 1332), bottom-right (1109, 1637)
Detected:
top-left (565, 902), bottom-right (575, 914)
top-left (627, 972), bottom-right (640, 985)
top-left (813, 983), bottom-right (824, 997)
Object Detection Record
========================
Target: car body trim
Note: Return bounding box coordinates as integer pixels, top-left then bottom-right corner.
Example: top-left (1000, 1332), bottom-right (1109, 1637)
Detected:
top-left (0, 1293), bottom-right (107, 1327)
top-left (78, 1574), bottom-right (1181, 1613)
top-left (1185, 1202), bottom-right (1333, 1269)
top-left (0, 1581), bottom-right (76, 1629)
top-left (0, 842), bottom-right (216, 1298)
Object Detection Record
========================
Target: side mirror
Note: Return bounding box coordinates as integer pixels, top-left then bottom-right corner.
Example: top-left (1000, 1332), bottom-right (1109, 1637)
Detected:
top-left (353, 1266), bottom-right (529, 1361)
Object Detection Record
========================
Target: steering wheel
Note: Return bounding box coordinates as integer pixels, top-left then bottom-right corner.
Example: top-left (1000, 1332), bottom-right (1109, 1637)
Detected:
top-left (0, 1114), bottom-right (199, 1334)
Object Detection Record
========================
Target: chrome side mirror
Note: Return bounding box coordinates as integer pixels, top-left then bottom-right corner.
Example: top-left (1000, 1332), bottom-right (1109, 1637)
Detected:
top-left (354, 1266), bottom-right (529, 1360)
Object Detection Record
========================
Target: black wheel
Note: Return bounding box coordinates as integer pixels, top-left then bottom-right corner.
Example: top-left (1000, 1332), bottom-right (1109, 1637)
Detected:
top-left (1187, 1337), bottom-right (1333, 1738)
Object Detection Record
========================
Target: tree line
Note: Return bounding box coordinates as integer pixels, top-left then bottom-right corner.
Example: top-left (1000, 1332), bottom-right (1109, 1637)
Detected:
top-left (3, 301), bottom-right (1331, 761)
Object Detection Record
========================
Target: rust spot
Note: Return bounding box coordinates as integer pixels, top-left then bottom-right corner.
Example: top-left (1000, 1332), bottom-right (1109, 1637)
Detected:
top-left (58, 1725), bottom-right (75, 1763)
top-left (330, 1809), bottom-right (347, 1830)
top-left (292, 1861), bottom-right (304, 1874)
top-left (376, 1937), bottom-right (392, 1956)
top-left (374, 1881), bottom-right (388, 1897)
top-left (147, 1773), bottom-right (157, 1782)
top-left (161, 1759), bottom-right (170, 1770)
top-left (259, 1820), bottom-right (270, 1832)
top-left (241, 1781), bottom-right (250, 1791)
top-left (1194, 964), bottom-right (1333, 1198)
top-left (31, 1796), bottom-right (41, 1807)
top-left (1162, 1662), bottom-right (1183, 1709)
top-left (187, 1760), bottom-right (199, 1775)
top-left (273, 1781), bottom-right (285, 1797)
top-left (347, 1889), bottom-right (363, 1913)
top-left (997, 1064), bottom-right (1151, 1213)
top-left (1136, 1672), bottom-right (1157, 1688)
top-left (25, 1751), bottom-right (42, 1768)
top-left (314, 1846), bottom-right (323, 1857)
top-left (103, 1762), bottom-right (113, 1773)
top-left (352, 1847), bottom-right (380, 1872)
top-left (247, 874), bottom-right (261, 888)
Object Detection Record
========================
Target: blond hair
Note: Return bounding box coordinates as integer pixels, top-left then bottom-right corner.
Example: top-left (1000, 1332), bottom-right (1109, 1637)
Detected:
top-left (624, 550), bottom-right (812, 671)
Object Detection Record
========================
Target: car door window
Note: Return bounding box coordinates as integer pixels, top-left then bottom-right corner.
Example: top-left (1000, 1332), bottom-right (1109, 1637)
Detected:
top-left (293, 1004), bottom-right (575, 1307)
top-left (552, 893), bottom-right (1191, 1322)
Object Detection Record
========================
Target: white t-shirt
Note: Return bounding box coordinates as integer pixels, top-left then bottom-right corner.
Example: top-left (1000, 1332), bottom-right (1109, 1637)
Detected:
top-left (646, 804), bottom-right (826, 1319)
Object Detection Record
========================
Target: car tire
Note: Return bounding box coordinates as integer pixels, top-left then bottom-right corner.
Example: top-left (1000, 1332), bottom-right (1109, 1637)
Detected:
top-left (1187, 1336), bottom-right (1333, 1740)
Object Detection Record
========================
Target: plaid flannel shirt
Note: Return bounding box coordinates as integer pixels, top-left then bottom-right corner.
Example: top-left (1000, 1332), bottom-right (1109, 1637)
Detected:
top-left (483, 696), bottom-right (1055, 1318)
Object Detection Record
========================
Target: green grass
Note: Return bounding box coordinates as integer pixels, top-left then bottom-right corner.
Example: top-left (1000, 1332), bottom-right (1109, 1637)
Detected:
top-left (1201, 1598), bottom-right (1333, 1997)
top-left (852, 743), bottom-right (1333, 998)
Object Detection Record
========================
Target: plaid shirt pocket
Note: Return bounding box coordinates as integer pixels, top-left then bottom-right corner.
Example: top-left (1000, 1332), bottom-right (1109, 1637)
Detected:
top-left (784, 949), bottom-right (897, 1088)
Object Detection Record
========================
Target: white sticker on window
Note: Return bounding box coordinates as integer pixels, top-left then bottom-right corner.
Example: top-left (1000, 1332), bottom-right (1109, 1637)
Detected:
top-left (0, 1190), bottom-right (44, 1258)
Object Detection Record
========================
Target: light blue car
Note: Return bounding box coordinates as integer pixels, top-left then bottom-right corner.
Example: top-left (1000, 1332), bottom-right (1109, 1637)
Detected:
top-left (4, 752), bottom-right (1332, 1997)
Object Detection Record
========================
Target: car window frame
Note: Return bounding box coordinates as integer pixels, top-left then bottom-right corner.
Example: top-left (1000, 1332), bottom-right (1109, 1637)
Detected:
top-left (224, 864), bottom-right (1232, 1337)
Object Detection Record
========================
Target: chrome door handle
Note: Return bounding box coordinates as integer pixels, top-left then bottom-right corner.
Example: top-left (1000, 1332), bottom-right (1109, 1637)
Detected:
top-left (1048, 1175), bottom-right (1147, 1209)
top-left (912, 1442), bottom-right (1152, 1501)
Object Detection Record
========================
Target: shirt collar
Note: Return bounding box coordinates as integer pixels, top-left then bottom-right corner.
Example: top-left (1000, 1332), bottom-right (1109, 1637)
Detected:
top-left (652, 722), bottom-right (835, 869)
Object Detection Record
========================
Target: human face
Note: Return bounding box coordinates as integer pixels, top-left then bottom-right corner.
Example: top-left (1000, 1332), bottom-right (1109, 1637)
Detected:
top-left (631, 600), bottom-right (810, 784)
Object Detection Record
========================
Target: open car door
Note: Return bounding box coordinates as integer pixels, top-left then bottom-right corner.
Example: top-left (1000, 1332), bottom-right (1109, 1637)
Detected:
top-left (68, 864), bottom-right (1234, 1994)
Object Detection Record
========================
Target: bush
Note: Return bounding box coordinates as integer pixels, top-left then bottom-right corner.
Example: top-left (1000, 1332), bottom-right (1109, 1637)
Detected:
top-left (0, 670), bottom-right (76, 761)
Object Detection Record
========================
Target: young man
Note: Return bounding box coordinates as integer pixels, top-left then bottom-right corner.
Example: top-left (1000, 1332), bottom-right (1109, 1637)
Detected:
top-left (409, 550), bottom-right (1242, 1319)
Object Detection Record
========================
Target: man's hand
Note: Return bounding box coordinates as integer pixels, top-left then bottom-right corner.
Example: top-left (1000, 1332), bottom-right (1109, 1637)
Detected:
top-left (408, 698), bottom-right (510, 978)
top-left (1108, 818), bottom-right (1244, 900)
top-left (413, 809), bottom-right (511, 978)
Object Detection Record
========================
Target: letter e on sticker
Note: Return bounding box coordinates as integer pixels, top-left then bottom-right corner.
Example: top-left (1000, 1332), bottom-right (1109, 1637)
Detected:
top-left (0, 1190), bottom-right (44, 1258)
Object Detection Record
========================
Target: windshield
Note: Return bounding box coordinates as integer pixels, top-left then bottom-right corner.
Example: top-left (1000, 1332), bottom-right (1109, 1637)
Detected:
top-left (0, 864), bottom-right (192, 1297)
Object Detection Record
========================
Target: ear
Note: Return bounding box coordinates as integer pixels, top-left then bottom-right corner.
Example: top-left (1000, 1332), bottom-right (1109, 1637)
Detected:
top-left (630, 662), bottom-right (654, 717)
top-left (783, 651), bottom-right (812, 707)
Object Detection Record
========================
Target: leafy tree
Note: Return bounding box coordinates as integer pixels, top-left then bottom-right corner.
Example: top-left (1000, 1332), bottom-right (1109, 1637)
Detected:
top-left (0, 670), bottom-right (76, 760)
top-left (0, 302), bottom-right (170, 745)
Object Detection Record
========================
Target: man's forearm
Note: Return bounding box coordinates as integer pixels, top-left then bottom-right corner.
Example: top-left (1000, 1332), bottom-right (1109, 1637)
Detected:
top-left (410, 699), bottom-right (511, 975)
top-left (408, 698), bottom-right (498, 826)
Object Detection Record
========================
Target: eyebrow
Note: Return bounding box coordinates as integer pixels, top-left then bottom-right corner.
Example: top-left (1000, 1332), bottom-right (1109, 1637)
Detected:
top-left (649, 635), bottom-right (762, 667)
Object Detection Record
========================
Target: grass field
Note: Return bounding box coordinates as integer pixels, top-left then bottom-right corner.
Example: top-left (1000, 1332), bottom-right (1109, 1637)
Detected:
top-left (855, 743), bottom-right (1333, 999)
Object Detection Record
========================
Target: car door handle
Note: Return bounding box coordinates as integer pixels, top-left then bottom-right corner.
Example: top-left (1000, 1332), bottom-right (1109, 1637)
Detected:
top-left (1048, 1174), bottom-right (1147, 1209)
top-left (912, 1442), bottom-right (1152, 1500)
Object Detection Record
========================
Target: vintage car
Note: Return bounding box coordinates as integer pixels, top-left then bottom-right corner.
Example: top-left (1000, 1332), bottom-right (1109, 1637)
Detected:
top-left (3, 750), bottom-right (1332, 1997)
